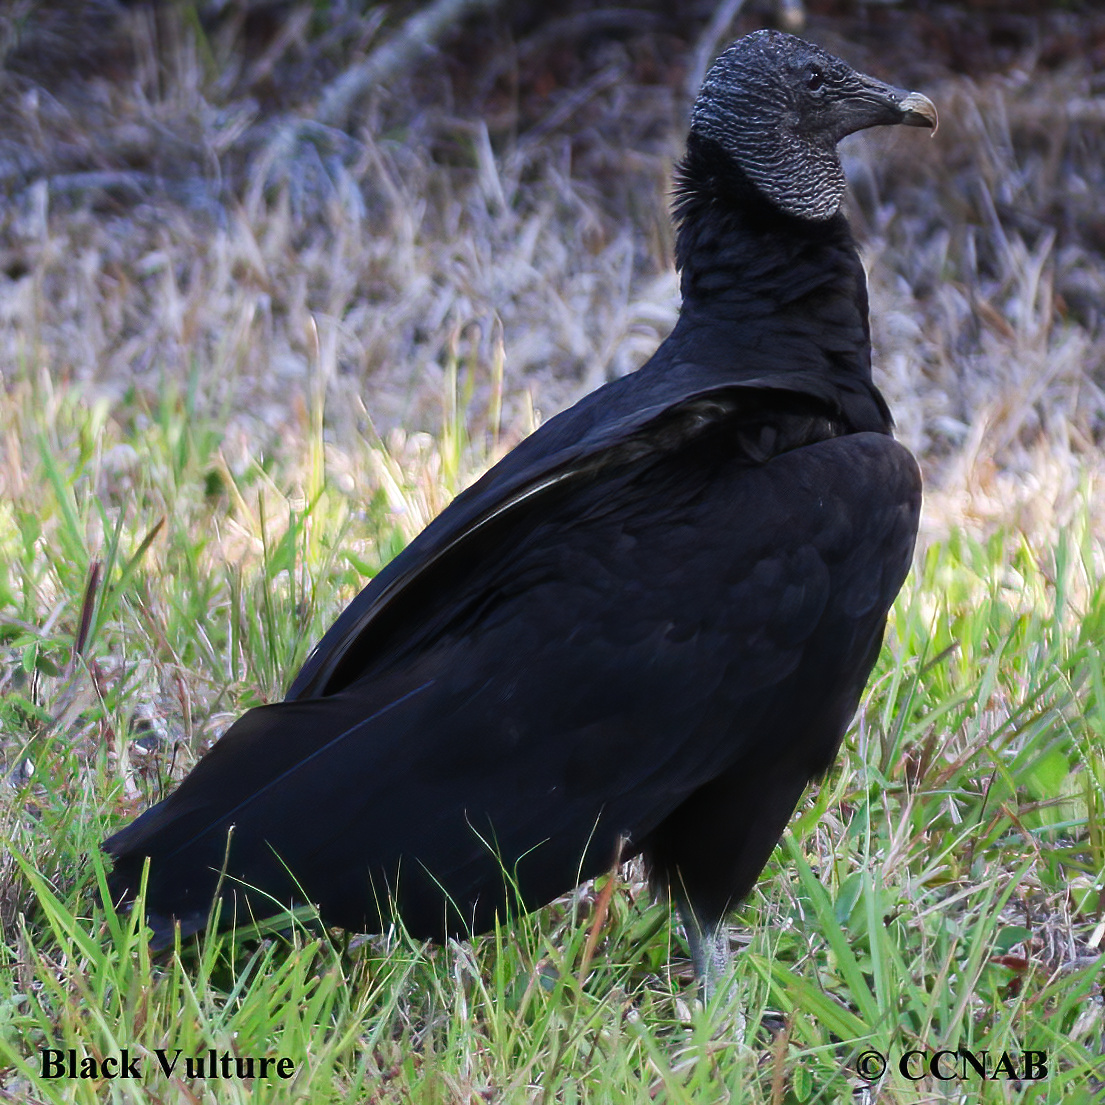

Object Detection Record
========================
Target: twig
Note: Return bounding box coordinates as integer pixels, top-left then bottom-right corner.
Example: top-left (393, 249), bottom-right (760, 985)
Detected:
top-left (577, 836), bottom-right (627, 990)
top-left (769, 1009), bottom-right (794, 1105)
top-left (71, 561), bottom-right (101, 675)
top-left (251, 0), bottom-right (504, 199)
top-left (317, 0), bottom-right (503, 130)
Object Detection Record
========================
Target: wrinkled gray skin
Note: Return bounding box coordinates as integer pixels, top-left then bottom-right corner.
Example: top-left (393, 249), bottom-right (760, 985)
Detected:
top-left (691, 31), bottom-right (937, 223)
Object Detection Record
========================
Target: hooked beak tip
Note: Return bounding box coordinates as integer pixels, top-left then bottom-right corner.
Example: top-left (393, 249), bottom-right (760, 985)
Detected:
top-left (899, 91), bottom-right (939, 135)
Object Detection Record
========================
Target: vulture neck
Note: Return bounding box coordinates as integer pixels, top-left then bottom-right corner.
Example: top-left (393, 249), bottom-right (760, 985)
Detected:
top-left (670, 135), bottom-right (877, 403)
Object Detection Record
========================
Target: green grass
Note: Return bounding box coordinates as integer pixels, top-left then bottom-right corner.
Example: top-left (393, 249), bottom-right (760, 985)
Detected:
top-left (1, 359), bottom-right (1102, 1103)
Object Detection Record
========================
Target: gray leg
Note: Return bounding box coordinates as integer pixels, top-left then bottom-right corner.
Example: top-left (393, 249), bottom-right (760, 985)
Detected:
top-left (677, 899), bottom-right (731, 999)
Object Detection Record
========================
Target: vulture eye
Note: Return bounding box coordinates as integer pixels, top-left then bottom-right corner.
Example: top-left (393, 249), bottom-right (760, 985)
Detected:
top-left (806, 67), bottom-right (825, 91)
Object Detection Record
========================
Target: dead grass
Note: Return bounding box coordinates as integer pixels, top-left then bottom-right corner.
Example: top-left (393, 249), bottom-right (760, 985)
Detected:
top-left (0, 2), bottom-right (684, 455)
top-left (3, 5), bottom-right (1104, 556)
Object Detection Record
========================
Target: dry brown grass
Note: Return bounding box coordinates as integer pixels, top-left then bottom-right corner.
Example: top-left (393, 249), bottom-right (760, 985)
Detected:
top-left (2, 2), bottom-right (1104, 548)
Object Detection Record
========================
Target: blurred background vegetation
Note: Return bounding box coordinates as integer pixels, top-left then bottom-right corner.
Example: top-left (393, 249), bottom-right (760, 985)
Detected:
top-left (2, 0), bottom-right (1104, 489)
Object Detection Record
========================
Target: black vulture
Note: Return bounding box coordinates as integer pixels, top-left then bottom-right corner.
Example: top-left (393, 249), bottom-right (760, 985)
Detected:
top-left (104, 31), bottom-right (934, 986)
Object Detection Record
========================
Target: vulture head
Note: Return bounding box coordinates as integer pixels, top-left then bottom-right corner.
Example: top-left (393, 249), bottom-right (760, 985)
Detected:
top-left (689, 30), bottom-right (938, 221)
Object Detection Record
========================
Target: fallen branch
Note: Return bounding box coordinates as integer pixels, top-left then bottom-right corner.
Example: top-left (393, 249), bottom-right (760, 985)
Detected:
top-left (317, 0), bottom-right (504, 130)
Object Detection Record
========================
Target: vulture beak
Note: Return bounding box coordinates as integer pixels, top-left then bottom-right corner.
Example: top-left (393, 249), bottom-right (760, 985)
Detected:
top-left (830, 76), bottom-right (939, 141)
top-left (897, 91), bottom-right (939, 134)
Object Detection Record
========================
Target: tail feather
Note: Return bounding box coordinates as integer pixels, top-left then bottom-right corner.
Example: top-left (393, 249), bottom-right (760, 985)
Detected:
top-left (103, 682), bottom-right (436, 941)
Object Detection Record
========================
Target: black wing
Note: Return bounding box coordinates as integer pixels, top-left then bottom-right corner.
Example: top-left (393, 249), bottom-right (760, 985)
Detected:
top-left (286, 352), bottom-right (887, 700)
top-left (105, 393), bottom-right (918, 947)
